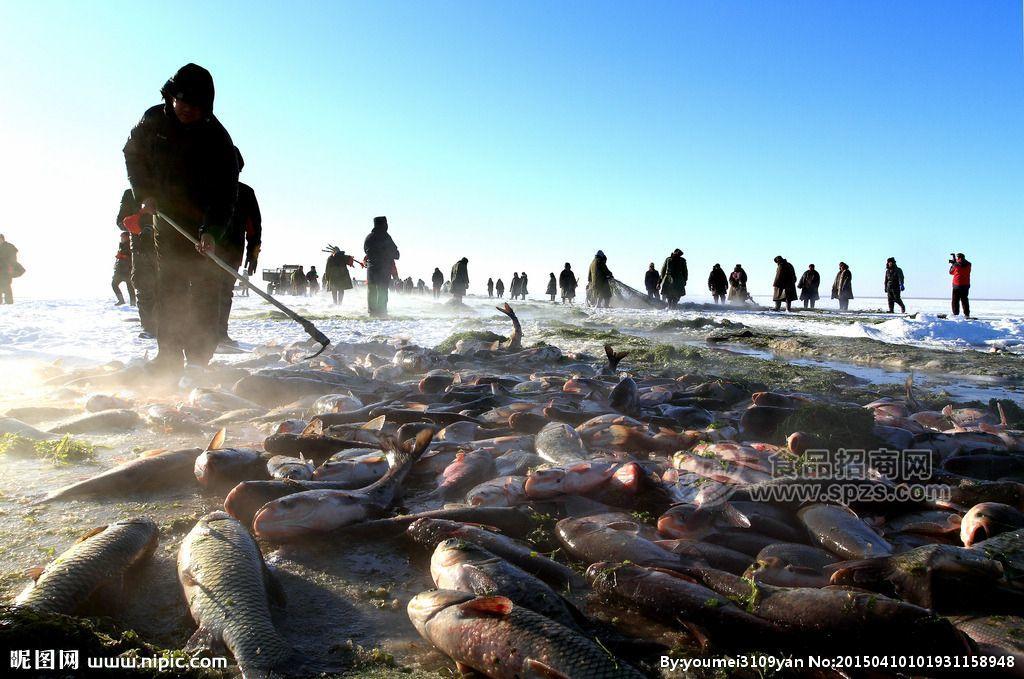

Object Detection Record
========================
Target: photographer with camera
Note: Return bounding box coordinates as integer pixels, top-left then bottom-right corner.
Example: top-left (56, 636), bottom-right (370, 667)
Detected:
top-left (949, 252), bottom-right (972, 318)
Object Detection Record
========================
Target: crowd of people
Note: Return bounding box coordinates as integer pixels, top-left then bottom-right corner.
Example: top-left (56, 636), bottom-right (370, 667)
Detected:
top-left (0, 63), bottom-right (983, 380)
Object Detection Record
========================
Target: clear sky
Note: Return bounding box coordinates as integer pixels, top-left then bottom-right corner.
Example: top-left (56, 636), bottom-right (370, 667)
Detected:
top-left (1, 1), bottom-right (1021, 300)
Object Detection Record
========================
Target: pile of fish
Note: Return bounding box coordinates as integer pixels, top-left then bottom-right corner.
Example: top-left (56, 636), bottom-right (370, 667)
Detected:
top-left (6, 303), bottom-right (1024, 677)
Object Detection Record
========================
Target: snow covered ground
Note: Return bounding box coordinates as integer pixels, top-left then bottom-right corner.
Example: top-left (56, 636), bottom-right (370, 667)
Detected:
top-left (0, 290), bottom-right (1021, 367)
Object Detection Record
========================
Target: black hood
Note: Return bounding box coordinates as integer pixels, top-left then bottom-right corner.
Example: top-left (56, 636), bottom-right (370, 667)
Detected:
top-left (161, 63), bottom-right (215, 113)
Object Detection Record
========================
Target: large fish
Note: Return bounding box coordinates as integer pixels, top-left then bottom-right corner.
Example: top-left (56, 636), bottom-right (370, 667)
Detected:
top-left (798, 504), bottom-right (893, 559)
top-left (407, 518), bottom-right (582, 589)
top-left (15, 518), bottom-right (158, 614)
top-left (556, 516), bottom-right (702, 572)
top-left (0, 416), bottom-right (58, 441)
top-left (38, 430), bottom-right (225, 503)
top-left (828, 544), bottom-right (1017, 612)
top-left (586, 562), bottom-right (779, 648)
top-left (252, 429), bottom-right (433, 540)
top-left (48, 408), bottom-right (142, 435)
top-left (178, 511), bottom-right (295, 676)
top-left (430, 539), bottom-right (581, 629)
top-left (535, 422), bottom-right (587, 465)
top-left (408, 590), bottom-right (644, 678)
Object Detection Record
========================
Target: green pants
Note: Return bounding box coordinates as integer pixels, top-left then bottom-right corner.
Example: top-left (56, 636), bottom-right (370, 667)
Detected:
top-left (367, 283), bottom-right (389, 317)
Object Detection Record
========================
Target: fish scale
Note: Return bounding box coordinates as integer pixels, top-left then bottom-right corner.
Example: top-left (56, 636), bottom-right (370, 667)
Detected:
top-left (178, 511), bottom-right (292, 674)
top-left (15, 518), bottom-right (158, 614)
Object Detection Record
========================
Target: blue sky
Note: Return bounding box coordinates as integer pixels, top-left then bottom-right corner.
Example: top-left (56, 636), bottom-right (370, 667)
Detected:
top-left (0, 1), bottom-right (1021, 299)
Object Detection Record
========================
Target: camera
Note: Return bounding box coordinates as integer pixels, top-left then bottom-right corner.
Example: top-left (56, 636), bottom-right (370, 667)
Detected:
top-left (949, 253), bottom-right (957, 264)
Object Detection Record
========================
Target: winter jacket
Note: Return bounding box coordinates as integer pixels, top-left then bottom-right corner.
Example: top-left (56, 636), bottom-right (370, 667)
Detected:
top-left (831, 269), bottom-right (854, 301)
top-left (323, 252), bottom-right (354, 291)
top-left (798, 269), bottom-right (820, 301)
top-left (772, 260), bottom-right (798, 302)
top-left (450, 259), bottom-right (469, 295)
top-left (883, 266), bottom-right (904, 294)
top-left (588, 256), bottom-right (613, 298)
top-left (432, 269), bottom-right (444, 289)
top-left (364, 226), bottom-right (399, 285)
top-left (708, 266), bottom-right (728, 295)
top-left (660, 255), bottom-right (688, 298)
top-left (123, 64), bottom-right (239, 241)
top-left (545, 276), bottom-right (557, 296)
top-left (645, 268), bottom-right (661, 292)
top-left (559, 269), bottom-right (577, 295)
top-left (224, 182), bottom-right (262, 255)
top-left (950, 261), bottom-right (971, 287)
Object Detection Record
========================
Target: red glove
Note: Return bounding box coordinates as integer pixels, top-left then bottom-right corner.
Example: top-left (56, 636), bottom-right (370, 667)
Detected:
top-left (122, 213), bottom-right (142, 235)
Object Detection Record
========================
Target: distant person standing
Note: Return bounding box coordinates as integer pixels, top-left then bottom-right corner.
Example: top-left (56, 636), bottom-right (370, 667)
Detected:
top-left (364, 216), bottom-right (400, 317)
top-left (520, 272), bottom-right (529, 299)
top-left (660, 249), bottom-right (688, 309)
top-left (884, 257), bottom-right (905, 314)
top-left (545, 273), bottom-right (557, 302)
top-left (323, 247), bottom-right (358, 305)
top-left (510, 273), bottom-right (521, 300)
top-left (292, 266), bottom-right (307, 296)
top-left (306, 266), bottom-right (320, 295)
top-left (588, 250), bottom-right (614, 308)
top-left (416, 279), bottom-right (426, 294)
top-left (486, 278), bottom-right (494, 298)
top-left (772, 256), bottom-right (798, 312)
top-left (450, 257), bottom-right (469, 303)
top-left (123, 63), bottom-right (239, 376)
top-left (644, 263), bottom-right (661, 300)
top-left (727, 264), bottom-right (748, 305)
top-left (112, 232), bottom-right (136, 306)
top-left (431, 267), bottom-right (444, 299)
top-left (117, 189), bottom-right (157, 336)
top-left (495, 278), bottom-right (505, 299)
top-left (831, 262), bottom-right (854, 311)
top-left (798, 264), bottom-right (820, 309)
top-left (707, 264), bottom-right (728, 305)
top-left (559, 263), bottom-right (577, 304)
top-left (949, 252), bottom-right (971, 318)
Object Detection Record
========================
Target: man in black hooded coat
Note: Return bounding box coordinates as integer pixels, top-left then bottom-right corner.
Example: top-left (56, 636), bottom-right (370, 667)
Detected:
top-left (123, 63), bottom-right (239, 375)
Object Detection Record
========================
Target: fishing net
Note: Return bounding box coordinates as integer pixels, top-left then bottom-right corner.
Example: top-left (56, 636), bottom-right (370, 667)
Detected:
top-left (610, 279), bottom-right (666, 309)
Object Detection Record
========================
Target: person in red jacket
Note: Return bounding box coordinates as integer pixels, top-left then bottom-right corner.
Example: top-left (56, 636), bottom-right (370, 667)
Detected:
top-left (949, 252), bottom-right (972, 319)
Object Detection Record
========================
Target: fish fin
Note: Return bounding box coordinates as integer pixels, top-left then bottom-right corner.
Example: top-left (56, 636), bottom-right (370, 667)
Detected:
top-left (184, 626), bottom-right (225, 655)
top-left (605, 521), bottom-right (640, 533)
top-left (300, 419), bottom-right (323, 437)
top-left (997, 401), bottom-right (1008, 428)
top-left (679, 622), bottom-right (713, 651)
top-left (207, 428), bottom-right (226, 450)
top-left (180, 565), bottom-right (199, 588)
top-left (76, 525), bottom-right (108, 543)
top-left (139, 447), bottom-right (169, 458)
top-left (721, 503), bottom-right (752, 529)
top-left (362, 415), bottom-right (387, 431)
top-left (455, 661), bottom-right (478, 676)
top-left (522, 659), bottom-right (570, 679)
top-left (463, 595), bottom-right (513, 616)
top-left (412, 428), bottom-right (435, 455)
top-left (25, 566), bottom-right (45, 580)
